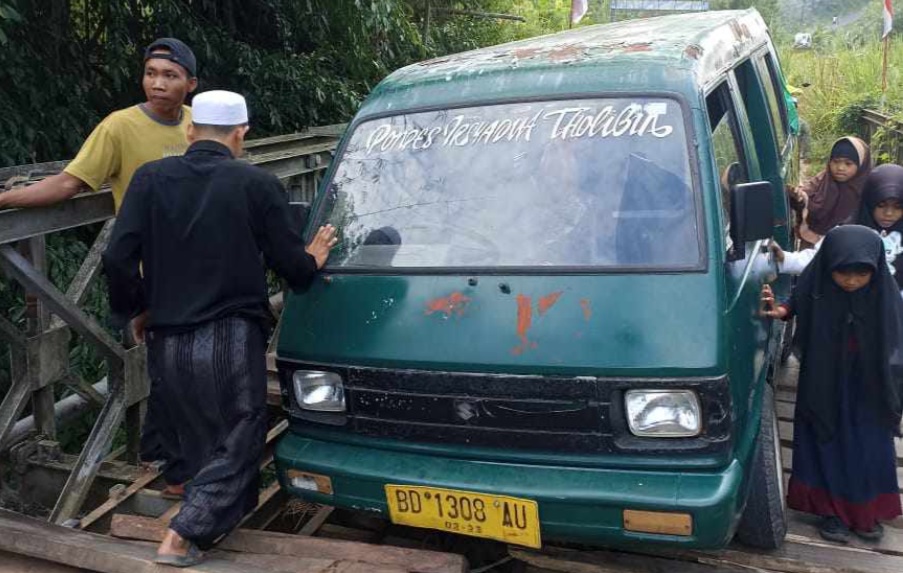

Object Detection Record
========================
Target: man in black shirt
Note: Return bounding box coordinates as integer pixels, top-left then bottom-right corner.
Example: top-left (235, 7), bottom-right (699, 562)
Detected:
top-left (103, 90), bottom-right (336, 566)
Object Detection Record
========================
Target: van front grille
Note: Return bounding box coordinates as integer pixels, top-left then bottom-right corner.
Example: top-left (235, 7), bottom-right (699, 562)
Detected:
top-left (278, 361), bottom-right (732, 456)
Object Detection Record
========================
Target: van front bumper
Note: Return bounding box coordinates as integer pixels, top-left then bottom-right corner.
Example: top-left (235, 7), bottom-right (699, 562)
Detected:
top-left (275, 433), bottom-right (746, 549)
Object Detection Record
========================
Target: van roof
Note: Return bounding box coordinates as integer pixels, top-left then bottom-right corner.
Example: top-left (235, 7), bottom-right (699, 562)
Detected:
top-left (363, 9), bottom-right (769, 115)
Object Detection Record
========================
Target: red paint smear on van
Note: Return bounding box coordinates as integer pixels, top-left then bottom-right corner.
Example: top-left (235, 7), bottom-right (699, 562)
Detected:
top-left (538, 291), bottom-right (563, 316)
top-left (512, 294), bottom-right (533, 355)
top-left (580, 298), bottom-right (592, 321)
top-left (424, 292), bottom-right (471, 318)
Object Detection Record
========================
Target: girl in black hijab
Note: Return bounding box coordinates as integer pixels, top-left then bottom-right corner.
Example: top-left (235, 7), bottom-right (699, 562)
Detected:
top-left (856, 164), bottom-right (903, 295)
top-left (762, 225), bottom-right (903, 543)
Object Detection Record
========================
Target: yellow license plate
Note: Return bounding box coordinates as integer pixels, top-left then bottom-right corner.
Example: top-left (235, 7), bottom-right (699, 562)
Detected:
top-left (385, 485), bottom-right (541, 548)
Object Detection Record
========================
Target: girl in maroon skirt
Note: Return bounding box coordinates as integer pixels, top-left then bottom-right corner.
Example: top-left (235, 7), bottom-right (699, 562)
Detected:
top-left (762, 225), bottom-right (903, 543)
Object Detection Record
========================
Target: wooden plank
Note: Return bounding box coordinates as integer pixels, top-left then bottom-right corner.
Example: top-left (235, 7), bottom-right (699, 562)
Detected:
top-left (64, 218), bottom-right (114, 308)
top-left (0, 314), bottom-right (25, 347)
top-left (237, 481), bottom-right (288, 530)
top-left (509, 546), bottom-right (743, 573)
top-left (0, 191), bottom-right (115, 245)
top-left (787, 509), bottom-right (903, 557)
top-left (317, 523), bottom-right (382, 543)
top-left (776, 389), bottom-right (797, 404)
top-left (112, 514), bottom-right (468, 573)
top-left (0, 245), bottom-right (124, 363)
top-left (0, 348), bottom-right (33, 449)
top-left (298, 505), bottom-right (335, 536)
top-left (519, 538), bottom-right (903, 573)
top-left (0, 508), bottom-right (332, 573)
top-left (777, 400), bottom-right (795, 421)
top-left (703, 540), bottom-right (903, 573)
top-left (0, 550), bottom-right (87, 573)
top-left (78, 467), bottom-right (162, 530)
top-left (49, 365), bottom-right (127, 525)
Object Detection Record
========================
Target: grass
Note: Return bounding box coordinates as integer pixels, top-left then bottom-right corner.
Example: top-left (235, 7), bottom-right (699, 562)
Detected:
top-left (777, 7), bottom-right (903, 164)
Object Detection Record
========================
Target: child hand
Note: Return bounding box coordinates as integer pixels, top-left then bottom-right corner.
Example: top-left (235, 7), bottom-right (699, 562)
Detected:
top-left (760, 284), bottom-right (788, 319)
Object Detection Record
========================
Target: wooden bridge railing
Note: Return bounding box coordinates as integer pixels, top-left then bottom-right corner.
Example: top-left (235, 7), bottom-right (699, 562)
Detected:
top-left (859, 108), bottom-right (903, 165)
top-left (0, 124), bottom-right (343, 525)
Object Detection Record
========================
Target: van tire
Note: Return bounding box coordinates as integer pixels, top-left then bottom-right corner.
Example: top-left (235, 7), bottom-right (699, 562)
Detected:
top-left (735, 384), bottom-right (787, 549)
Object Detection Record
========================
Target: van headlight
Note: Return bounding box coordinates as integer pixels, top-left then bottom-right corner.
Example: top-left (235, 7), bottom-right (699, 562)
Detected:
top-left (625, 390), bottom-right (700, 437)
top-left (293, 370), bottom-right (345, 412)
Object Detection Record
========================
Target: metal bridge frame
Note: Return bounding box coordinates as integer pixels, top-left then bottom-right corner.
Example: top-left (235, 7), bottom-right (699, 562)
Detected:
top-left (0, 125), bottom-right (344, 525)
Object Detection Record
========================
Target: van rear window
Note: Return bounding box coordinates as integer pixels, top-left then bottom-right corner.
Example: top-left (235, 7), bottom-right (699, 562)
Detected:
top-left (317, 98), bottom-right (700, 270)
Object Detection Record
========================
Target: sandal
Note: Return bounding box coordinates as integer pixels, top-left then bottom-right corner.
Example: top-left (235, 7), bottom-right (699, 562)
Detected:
top-left (154, 542), bottom-right (204, 567)
top-left (855, 523), bottom-right (884, 541)
top-left (819, 516), bottom-right (851, 544)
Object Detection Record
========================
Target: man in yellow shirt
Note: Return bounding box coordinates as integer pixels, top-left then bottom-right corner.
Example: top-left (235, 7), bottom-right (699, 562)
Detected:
top-left (0, 38), bottom-right (198, 493)
top-left (0, 38), bottom-right (198, 212)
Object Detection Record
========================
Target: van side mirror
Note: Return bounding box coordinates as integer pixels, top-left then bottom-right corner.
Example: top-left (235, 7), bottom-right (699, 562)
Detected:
top-left (288, 201), bottom-right (311, 230)
top-left (729, 181), bottom-right (773, 260)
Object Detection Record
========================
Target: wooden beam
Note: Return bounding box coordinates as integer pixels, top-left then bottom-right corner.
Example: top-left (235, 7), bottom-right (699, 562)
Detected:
top-left (238, 482), bottom-right (288, 530)
top-left (787, 509), bottom-right (903, 557)
top-left (511, 540), bottom-right (903, 573)
top-left (62, 218), bottom-right (114, 312)
top-left (510, 545), bottom-right (734, 573)
top-left (0, 245), bottom-right (124, 363)
top-left (0, 191), bottom-right (114, 245)
top-left (438, 8), bottom-right (526, 22)
top-left (0, 346), bottom-right (32, 449)
top-left (0, 314), bottom-right (25, 347)
top-left (50, 364), bottom-right (127, 525)
top-left (78, 468), bottom-right (162, 531)
top-left (0, 508), bottom-right (360, 573)
top-left (298, 506), bottom-right (334, 536)
top-left (111, 514), bottom-right (468, 573)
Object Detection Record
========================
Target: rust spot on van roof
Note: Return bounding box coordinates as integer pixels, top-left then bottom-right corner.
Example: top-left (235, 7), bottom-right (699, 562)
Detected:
top-left (547, 45), bottom-right (586, 62)
top-left (512, 47), bottom-right (542, 59)
top-left (684, 44), bottom-right (704, 60)
top-left (623, 42), bottom-right (653, 53)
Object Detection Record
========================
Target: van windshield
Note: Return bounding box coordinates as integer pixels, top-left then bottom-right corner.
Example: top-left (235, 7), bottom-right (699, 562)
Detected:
top-left (317, 98), bottom-right (700, 270)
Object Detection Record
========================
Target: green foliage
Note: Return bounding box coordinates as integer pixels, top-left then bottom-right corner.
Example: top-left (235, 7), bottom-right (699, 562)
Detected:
top-left (778, 1), bottom-right (902, 164)
top-left (0, 1), bottom-right (433, 166)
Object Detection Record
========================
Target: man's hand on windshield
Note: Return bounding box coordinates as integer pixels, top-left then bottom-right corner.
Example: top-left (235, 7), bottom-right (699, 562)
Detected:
top-left (306, 225), bottom-right (338, 269)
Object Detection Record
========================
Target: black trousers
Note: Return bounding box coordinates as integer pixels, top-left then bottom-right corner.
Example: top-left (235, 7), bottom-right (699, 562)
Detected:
top-left (146, 317), bottom-right (267, 549)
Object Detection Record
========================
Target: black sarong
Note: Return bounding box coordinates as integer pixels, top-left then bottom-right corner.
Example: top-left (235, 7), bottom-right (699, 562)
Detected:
top-left (146, 316), bottom-right (267, 549)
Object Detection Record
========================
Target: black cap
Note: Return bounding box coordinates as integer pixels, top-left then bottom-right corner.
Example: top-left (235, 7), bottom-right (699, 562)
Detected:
top-left (144, 38), bottom-right (197, 78)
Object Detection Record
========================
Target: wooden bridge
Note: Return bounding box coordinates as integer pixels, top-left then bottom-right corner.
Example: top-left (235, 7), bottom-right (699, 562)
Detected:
top-left (1, 126), bottom-right (903, 572)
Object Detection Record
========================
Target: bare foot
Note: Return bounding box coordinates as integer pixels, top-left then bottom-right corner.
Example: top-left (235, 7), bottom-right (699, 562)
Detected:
top-left (155, 528), bottom-right (203, 566)
top-left (161, 483), bottom-right (186, 498)
top-left (157, 528), bottom-right (191, 557)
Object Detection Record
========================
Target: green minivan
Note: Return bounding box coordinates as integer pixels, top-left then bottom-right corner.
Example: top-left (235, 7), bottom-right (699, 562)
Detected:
top-left (275, 9), bottom-right (798, 550)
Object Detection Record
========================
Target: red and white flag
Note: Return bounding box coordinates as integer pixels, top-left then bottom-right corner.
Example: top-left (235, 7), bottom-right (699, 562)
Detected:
top-left (884, 0), bottom-right (894, 39)
top-left (570, 0), bottom-right (588, 25)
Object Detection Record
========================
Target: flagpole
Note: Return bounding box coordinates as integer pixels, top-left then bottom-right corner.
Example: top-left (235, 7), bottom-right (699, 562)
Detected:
top-left (883, 34), bottom-right (889, 95)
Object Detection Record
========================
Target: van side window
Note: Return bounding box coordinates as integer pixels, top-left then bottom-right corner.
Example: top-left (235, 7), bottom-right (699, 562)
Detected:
top-left (756, 54), bottom-right (788, 145)
top-left (706, 84), bottom-right (748, 252)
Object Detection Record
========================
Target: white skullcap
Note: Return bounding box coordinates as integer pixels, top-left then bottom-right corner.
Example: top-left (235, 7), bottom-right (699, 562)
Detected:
top-left (192, 90), bottom-right (248, 125)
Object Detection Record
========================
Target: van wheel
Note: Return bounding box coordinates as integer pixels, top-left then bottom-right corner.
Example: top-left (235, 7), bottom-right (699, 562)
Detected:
top-left (735, 384), bottom-right (787, 549)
